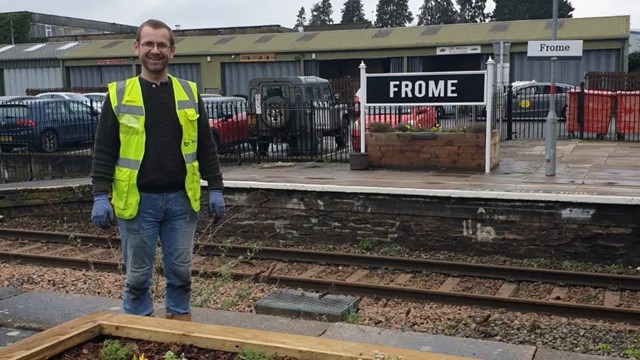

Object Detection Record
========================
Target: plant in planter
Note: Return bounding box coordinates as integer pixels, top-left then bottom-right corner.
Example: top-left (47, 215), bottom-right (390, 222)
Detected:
top-left (365, 121), bottom-right (499, 171)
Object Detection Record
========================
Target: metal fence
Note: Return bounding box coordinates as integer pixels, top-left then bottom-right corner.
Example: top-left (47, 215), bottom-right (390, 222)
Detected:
top-left (494, 82), bottom-right (640, 142)
top-left (1, 76), bottom-right (639, 183)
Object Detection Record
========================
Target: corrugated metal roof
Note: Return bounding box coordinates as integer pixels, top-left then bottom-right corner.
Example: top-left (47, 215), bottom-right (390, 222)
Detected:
top-left (52, 15), bottom-right (629, 59)
top-left (0, 41), bottom-right (89, 60)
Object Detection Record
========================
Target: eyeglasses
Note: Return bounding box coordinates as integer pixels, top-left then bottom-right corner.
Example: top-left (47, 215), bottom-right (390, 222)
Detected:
top-left (140, 41), bottom-right (171, 51)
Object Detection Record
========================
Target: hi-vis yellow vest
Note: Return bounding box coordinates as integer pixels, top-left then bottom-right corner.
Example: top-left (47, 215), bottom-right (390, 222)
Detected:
top-left (108, 75), bottom-right (201, 219)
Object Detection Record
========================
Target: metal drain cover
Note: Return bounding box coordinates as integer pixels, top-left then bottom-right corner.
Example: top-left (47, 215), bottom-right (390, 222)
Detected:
top-left (255, 290), bottom-right (359, 322)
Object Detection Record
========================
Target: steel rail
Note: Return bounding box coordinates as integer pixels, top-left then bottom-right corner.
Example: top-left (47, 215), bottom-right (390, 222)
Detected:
top-left (1, 228), bottom-right (638, 291)
top-left (1, 249), bottom-right (639, 325)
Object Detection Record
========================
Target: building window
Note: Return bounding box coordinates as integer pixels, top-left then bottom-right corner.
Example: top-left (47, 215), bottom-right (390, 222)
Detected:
top-left (45, 25), bottom-right (52, 37)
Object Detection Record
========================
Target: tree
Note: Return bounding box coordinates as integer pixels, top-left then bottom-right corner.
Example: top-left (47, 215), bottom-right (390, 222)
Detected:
top-left (341, 0), bottom-right (367, 24)
top-left (375, 0), bottom-right (414, 28)
top-left (295, 7), bottom-right (307, 28)
top-left (492, 0), bottom-right (574, 21)
top-left (456, 0), bottom-right (487, 23)
top-left (309, 0), bottom-right (334, 25)
top-left (0, 12), bottom-right (32, 45)
top-left (417, 0), bottom-right (458, 26)
top-left (630, 52), bottom-right (640, 72)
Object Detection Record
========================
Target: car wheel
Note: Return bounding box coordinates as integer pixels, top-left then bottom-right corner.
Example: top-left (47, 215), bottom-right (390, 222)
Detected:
top-left (262, 96), bottom-right (287, 129)
top-left (40, 130), bottom-right (58, 153)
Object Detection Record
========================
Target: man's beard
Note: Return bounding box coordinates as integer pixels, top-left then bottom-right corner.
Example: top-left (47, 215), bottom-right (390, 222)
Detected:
top-left (141, 55), bottom-right (169, 74)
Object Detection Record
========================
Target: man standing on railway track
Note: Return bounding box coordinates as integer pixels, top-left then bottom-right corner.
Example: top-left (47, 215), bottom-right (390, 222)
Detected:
top-left (90, 19), bottom-right (225, 321)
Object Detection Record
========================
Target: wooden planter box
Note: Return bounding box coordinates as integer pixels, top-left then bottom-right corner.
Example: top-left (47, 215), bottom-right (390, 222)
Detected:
top-left (365, 130), bottom-right (500, 171)
top-left (0, 312), bottom-right (475, 360)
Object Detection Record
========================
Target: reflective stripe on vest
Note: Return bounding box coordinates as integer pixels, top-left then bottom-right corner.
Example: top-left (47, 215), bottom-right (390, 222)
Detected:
top-left (109, 75), bottom-right (201, 219)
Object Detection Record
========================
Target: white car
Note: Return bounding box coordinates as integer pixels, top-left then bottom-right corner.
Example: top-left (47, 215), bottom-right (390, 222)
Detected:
top-left (83, 92), bottom-right (107, 104)
top-left (36, 92), bottom-right (102, 113)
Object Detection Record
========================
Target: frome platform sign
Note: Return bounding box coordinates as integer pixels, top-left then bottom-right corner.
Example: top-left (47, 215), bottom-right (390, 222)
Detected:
top-left (527, 40), bottom-right (583, 60)
top-left (365, 71), bottom-right (486, 106)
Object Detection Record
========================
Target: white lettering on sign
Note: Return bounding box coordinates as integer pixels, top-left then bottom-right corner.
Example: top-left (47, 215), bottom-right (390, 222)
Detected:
top-left (389, 80), bottom-right (458, 99)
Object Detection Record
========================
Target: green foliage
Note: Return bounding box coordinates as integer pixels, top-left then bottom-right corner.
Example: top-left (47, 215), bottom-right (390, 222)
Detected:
top-left (295, 7), bottom-right (307, 27)
top-left (164, 350), bottom-right (188, 360)
top-left (98, 339), bottom-right (133, 360)
top-left (380, 245), bottom-right (401, 256)
top-left (341, 0), bottom-right (367, 24)
top-left (456, 0), bottom-right (487, 23)
top-left (369, 122), bottom-right (395, 132)
top-left (375, 0), bottom-right (414, 28)
top-left (417, 0), bottom-right (459, 26)
top-left (0, 12), bottom-right (32, 45)
top-left (309, 0), bottom-right (334, 25)
top-left (491, 0), bottom-right (574, 21)
top-left (237, 348), bottom-right (275, 360)
top-left (345, 312), bottom-right (361, 323)
top-left (624, 348), bottom-right (640, 359)
top-left (630, 51), bottom-right (640, 72)
top-left (595, 343), bottom-right (611, 356)
top-left (358, 237), bottom-right (379, 251)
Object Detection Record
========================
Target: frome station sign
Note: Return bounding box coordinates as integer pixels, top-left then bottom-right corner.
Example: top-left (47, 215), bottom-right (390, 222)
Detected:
top-left (527, 40), bottom-right (583, 60)
top-left (365, 71), bottom-right (487, 106)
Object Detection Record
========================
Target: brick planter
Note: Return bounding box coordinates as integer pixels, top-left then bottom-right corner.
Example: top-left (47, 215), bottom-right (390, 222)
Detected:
top-left (366, 130), bottom-right (500, 171)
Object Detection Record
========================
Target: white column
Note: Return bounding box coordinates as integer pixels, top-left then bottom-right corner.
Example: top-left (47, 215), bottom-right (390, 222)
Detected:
top-left (359, 61), bottom-right (367, 154)
top-left (485, 58), bottom-right (496, 174)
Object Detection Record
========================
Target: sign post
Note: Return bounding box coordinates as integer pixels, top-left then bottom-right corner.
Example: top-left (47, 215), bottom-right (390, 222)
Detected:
top-left (485, 58), bottom-right (496, 174)
top-left (359, 61), bottom-right (367, 154)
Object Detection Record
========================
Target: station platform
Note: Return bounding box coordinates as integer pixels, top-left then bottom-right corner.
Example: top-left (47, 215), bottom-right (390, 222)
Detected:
top-left (0, 139), bottom-right (637, 359)
top-left (1, 139), bottom-right (638, 203)
top-left (0, 287), bottom-right (622, 360)
top-left (218, 139), bottom-right (640, 204)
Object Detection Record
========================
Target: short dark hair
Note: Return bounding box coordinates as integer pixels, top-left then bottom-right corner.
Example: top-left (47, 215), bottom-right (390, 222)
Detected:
top-left (135, 19), bottom-right (175, 47)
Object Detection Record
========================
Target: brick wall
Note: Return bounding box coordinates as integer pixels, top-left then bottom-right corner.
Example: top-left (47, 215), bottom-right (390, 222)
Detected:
top-left (0, 184), bottom-right (638, 265)
top-left (366, 130), bottom-right (500, 170)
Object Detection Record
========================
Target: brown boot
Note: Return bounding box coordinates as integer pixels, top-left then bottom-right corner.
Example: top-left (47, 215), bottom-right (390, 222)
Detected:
top-left (165, 313), bottom-right (191, 321)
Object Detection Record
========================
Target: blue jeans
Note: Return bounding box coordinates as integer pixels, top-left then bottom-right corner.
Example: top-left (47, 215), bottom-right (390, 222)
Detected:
top-left (118, 190), bottom-right (199, 316)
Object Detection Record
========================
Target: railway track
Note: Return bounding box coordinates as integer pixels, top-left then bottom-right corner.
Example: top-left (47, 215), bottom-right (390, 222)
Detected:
top-left (0, 228), bottom-right (639, 324)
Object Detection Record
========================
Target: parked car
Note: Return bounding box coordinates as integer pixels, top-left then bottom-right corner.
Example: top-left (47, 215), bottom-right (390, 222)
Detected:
top-left (0, 99), bottom-right (99, 153)
top-left (499, 81), bottom-right (573, 121)
top-left (247, 76), bottom-right (353, 155)
top-left (350, 97), bottom-right (438, 152)
top-left (82, 92), bottom-right (107, 109)
top-left (0, 96), bottom-right (38, 103)
top-left (36, 92), bottom-right (102, 113)
top-left (202, 96), bottom-right (249, 152)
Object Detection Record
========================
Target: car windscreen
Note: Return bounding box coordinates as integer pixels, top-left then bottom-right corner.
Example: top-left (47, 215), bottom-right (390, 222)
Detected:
top-left (66, 93), bottom-right (89, 102)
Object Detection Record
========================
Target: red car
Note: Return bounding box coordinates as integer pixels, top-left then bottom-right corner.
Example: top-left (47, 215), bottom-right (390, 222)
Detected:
top-left (203, 96), bottom-right (249, 152)
top-left (351, 98), bottom-right (438, 152)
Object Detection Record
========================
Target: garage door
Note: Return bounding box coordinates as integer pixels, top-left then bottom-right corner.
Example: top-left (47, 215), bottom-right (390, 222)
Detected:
top-left (223, 61), bottom-right (299, 97)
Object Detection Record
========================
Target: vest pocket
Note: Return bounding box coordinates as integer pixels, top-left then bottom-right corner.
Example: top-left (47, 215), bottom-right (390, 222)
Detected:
top-left (112, 167), bottom-right (131, 210)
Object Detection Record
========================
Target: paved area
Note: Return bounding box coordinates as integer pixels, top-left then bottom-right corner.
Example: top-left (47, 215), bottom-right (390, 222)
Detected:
top-left (0, 139), bottom-right (636, 359)
top-left (220, 140), bottom-right (640, 199)
top-left (0, 288), bottom-right (622, 359)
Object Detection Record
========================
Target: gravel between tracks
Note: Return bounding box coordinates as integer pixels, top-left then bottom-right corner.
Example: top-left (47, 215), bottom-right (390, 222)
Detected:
top-left (1, 218), bottom-right (640, 357)
top-left (0, 263), bottom-right (639, 358)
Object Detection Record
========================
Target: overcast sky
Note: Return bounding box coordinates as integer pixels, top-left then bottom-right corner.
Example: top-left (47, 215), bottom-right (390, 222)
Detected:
top-left (1, 0), bottom-right (638, 30)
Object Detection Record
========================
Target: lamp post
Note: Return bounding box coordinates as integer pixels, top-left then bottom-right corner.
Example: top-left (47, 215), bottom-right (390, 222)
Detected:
top-left (545, 0), bottom-right (559, 176)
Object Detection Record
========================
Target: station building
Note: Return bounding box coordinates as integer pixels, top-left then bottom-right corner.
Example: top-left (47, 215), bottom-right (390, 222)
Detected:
top-left (0, 15), bottom-right (630, 96)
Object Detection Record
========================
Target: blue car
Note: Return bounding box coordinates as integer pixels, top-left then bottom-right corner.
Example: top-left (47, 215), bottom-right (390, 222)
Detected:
top-left (0, 99), bottom-right (99, 153)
